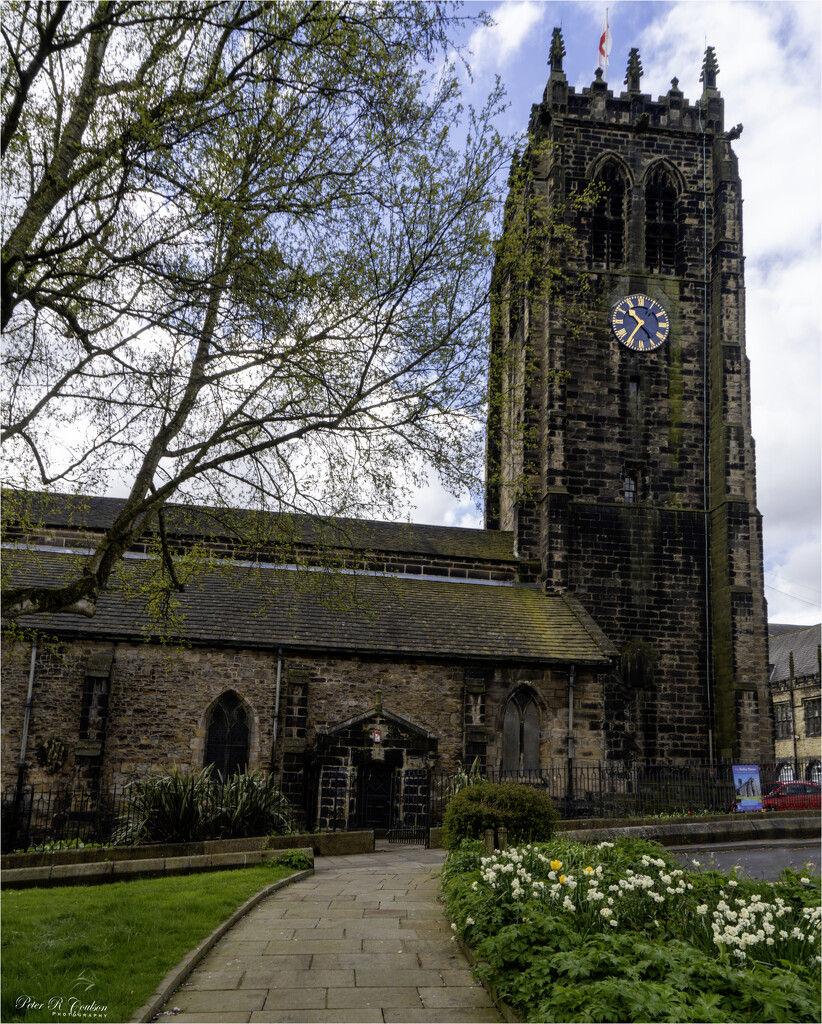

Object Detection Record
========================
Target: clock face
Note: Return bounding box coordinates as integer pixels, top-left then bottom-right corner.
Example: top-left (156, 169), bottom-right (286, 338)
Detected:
top-left (610, 294), bottom-right (670, 352)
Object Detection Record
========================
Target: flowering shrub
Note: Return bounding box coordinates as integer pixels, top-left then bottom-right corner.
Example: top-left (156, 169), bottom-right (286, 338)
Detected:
top-left (442, 836), bottom-right (821, 1023)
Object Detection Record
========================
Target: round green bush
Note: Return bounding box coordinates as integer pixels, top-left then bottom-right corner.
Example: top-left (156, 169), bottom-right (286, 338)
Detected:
top-left (441, 781), bottom-right (558, 849)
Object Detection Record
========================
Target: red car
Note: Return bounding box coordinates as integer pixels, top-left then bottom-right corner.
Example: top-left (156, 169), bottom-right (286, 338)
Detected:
top-left (761, 782), bottom-right (821, 810)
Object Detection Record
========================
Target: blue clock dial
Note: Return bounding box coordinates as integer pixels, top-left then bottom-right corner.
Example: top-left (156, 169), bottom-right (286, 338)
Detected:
top-left (610, 294), bottom-right (670, 352)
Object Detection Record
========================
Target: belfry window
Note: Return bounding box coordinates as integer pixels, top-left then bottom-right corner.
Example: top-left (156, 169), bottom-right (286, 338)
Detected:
top-left (645, 169), bottom-right (678, 274)
top-left (624, 474), bottom-right (638, 503)
top-left (592, 163), bottom-right (625, 268)
top-left (205, 692), bottom-right (249, 776)
top-left (502, 689), bottom-right (540, 772)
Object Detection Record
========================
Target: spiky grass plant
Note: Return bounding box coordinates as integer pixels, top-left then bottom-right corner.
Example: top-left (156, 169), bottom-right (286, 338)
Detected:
top-left (112, 766), bottom-right (293, 845)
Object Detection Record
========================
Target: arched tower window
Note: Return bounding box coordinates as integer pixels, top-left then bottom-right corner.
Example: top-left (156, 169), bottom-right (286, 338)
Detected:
top-left (205, 692), bottom-right (249, 777)
top-left (591, 163), bottom-right (625, 268)
top-left (502, 689), bottom-right (540, 772)
top-left (645, 168), bottom-right (678, 273)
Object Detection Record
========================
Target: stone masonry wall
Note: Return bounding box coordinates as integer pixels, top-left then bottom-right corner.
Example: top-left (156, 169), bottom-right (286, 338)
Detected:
top-left (2, 639), bottom-right (605, 797)
top-left (487, 50), bottom-right (770, 762)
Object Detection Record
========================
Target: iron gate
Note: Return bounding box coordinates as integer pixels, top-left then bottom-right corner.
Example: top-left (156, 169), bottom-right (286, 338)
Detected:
top-left (387, 768), bottom-right (430, 845)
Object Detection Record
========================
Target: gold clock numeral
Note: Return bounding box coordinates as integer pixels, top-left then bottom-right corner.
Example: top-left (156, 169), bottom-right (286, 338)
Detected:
top-left (616, 329), bottom-right (627, 340)
top-left (656, 331), bottom-right (665, 341)
top-left (637, 295), bottom-right (645, 307)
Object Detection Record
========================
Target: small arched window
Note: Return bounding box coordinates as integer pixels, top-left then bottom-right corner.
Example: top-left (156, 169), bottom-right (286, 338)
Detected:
top-left (645, 168), bottom-right (678, 274)
top-left (205, 692), bottom-right (249, 777)
top-left (502, 689), bottom-right (540, 772)
top-left (592, 163), bottom-right (625, 268)
top-left (624, 474), bottom-right (638, 503)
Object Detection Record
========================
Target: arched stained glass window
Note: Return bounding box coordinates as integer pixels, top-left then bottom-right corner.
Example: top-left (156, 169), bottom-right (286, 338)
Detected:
top-left (645, 168), bottom-right (678, 273)
top-left (592, 163), bottom-right (625, 268)
top-left (502, 690), bottom-right (540, 772)
top-left (205, 692), bottom-right (249, 777)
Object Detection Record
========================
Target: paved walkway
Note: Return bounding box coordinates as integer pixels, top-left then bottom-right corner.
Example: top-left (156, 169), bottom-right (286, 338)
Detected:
top-left (160, 846), bottom-right (504, 1023)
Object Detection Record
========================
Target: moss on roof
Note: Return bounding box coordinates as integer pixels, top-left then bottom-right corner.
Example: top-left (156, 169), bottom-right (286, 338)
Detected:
top-left (5, 549), bottom-right (615, 667)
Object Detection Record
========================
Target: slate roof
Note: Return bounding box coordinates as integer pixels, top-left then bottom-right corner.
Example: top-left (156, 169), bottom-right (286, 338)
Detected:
top-left (3, 490), bottom-right (516, 563)
top-left (4, 549), bottom-right (615, 667)
top-left (768, 623), bottom-right (821, 682)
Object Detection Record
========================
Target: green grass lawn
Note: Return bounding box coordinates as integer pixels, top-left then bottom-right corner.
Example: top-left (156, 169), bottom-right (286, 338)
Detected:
top-left (1, 861), bottom-right (300, 1023)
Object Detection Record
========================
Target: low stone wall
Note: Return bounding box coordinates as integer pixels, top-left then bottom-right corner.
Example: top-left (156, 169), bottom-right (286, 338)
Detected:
top-left (1, 830), bottom-right (373, 870)
top-left (428, 811), bottom-right (819, 850)
top-left (2, 847), bottom-right (315, 890)
top-left (1, 830), bottom-right (374, 888)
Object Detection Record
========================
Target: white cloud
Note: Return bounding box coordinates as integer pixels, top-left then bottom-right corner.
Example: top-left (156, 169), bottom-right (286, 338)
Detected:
top-left (636, 2), bottom-right (821, 264)
top-left (464, 1), bottom-right (547, 73)
top-left (409, 477), bottom-right (483, 528)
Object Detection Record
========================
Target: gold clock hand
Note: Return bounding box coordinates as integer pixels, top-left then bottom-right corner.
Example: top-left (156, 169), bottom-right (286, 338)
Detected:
top-left (628, 309), bottom-right (644, 325)
top-left (626, 321), bottom-right (642, 345)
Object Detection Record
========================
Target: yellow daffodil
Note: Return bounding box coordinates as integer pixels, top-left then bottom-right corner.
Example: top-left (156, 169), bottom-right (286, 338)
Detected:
top-left (550, 859), bottom-right (562, 871)
top-left (559, 874), bottom-right (567, 884)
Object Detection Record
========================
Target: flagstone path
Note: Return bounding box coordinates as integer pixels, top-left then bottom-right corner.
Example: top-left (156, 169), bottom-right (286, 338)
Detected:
top-left (159, 845), bottom-right (504, 1023)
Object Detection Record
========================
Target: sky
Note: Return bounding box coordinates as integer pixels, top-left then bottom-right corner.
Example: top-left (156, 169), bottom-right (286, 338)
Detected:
top-left (409, 0), bottom-right (821, 627)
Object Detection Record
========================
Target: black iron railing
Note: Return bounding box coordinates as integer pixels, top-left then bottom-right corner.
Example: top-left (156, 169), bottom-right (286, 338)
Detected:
top-left (3, 757), bottom-right (818, 853)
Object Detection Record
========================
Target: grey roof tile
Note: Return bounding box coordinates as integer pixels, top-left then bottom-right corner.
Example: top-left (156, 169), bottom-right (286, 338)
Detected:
top-left (5, 549), bottom-right (615, 667)
top-left (3, 491), bottom-right (515, 562)
top-left (768, 624), bottom-right (821, 682)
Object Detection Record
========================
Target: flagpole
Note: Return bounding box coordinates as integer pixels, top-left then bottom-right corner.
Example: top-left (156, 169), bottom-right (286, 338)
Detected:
top-left (604, 8), bottom-right (609, 83)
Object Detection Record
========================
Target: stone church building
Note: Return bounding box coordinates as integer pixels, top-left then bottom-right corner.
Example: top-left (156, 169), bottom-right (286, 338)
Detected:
top-left (2, 33), bottom-right (772, 830)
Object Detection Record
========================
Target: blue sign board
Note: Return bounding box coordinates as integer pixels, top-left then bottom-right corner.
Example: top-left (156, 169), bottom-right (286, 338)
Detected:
top-left (732, 764), bottom-right (763, 811)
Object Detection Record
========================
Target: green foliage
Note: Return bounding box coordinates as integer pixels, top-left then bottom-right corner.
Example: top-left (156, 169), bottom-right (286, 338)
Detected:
top-left (1, 862), bottom-right (295, 1023)
top-left (446, 757), bottom-right (485, 797)
top-left (441, 781), bottom-right (558, 849)
top-left (441, 838), bottom-right (821, 1023)
top-left (486, 137), bottom-right (601, 509)
top-left (112, 766), bottom-right (293, 845)
top-left (273, 849), bottom-right (313, 871)
top-left (2, 2), bottom-right (510, 622)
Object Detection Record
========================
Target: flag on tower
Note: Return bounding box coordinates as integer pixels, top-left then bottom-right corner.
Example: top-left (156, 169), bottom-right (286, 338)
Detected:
top-left (598, 9), bottom-right (612, 80)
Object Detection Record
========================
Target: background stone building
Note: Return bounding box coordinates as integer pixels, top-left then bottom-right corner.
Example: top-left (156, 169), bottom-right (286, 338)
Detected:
top-left (2, 33), bottom-right (774, 833)
top-left (769, 623), bottom-right (821, 778)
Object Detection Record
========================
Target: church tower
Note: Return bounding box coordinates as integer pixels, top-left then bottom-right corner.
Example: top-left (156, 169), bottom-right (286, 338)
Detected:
top-left (486, 31), bottom-right (772, 762)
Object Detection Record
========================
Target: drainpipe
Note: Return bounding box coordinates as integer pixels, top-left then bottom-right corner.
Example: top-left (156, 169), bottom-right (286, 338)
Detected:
top-left (789, 652), bottom-right (797, 772)
top-left (698, 97), bottom-right (715, 764)
top-left (566, 664), bottom-right (576, 806)
top-left (10, 642), bottom-right (37, 849)
top-left (270, 647), bottom-right (283, 773)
